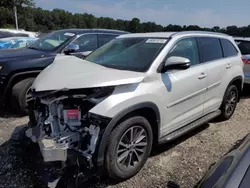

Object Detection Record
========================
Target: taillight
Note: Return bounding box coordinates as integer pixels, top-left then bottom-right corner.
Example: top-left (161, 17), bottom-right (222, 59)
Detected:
top-left (242, 57), bottom-right (250, 64)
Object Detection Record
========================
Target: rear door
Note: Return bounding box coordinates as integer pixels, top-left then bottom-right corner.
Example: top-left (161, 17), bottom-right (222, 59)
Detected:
top-left (199, 37), bottom-right (239, 114)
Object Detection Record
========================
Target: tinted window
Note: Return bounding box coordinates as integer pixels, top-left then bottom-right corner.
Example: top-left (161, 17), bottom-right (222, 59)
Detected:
top-left (221, 39), bottom-right (238, 57)
top-left (71, 34), bottom-right (98, 52)
top-left (197, 37), bottom-right (223, 63)
top-left (98, 34), bottom-right (117, 47)
top-left (236, 40), bottom-right (250, 55)
top-left (166, 38), bottom-right (199, 66)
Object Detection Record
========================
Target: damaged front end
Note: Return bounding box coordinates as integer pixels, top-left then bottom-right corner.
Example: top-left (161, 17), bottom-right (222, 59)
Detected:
top-left (26, 87), bottom-right (113, 168)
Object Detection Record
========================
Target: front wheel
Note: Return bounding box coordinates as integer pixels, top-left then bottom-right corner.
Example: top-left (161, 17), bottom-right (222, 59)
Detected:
top-left (219, 85), bottom-right (239, 120)
top-left (105, 116), bottom-right (153, 181)
top-left (11, 78), bottom-right (35, 114)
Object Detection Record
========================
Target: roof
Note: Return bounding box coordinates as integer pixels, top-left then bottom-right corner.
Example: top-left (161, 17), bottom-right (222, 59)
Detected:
top-left (0, 37), bottom-right (37, 41)
top-left (234, 37), bottom-right (250, 41)
top-left (57, 28), bottom-right (129, 35)
top-left (118, 31), bottom-right (230, 39)
top-left (118, 32), bottom-right (176, 38)
top-left (0, 29), bottom-right (37, 37)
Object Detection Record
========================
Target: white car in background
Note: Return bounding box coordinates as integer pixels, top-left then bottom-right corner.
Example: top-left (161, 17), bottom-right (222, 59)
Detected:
top-left (26, 31), bottom-right (244, 181)
top-left (0, 29), bottom-right (38, 38)
top-left (234, 37), bottom-right (250, 84)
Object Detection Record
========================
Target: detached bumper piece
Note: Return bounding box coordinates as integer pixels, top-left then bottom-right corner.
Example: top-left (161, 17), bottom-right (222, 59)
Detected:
top-left (39, 138), bottom-right (68, 162)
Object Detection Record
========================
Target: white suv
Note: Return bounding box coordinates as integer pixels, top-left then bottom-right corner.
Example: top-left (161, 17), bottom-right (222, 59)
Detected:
top-left (26, 31), bottom-right (244, 181)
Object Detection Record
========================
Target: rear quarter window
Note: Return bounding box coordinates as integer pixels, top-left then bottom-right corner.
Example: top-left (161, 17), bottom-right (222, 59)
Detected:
top-left (221, 39), bottom-right (238, 57)
top-left (197, 37), bottom-right (223, 63)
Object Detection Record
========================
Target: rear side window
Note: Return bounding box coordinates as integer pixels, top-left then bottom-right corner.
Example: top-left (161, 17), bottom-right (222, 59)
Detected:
top-left (98, 34), bottom-right (117, 47)
top-left (236, 40), bottom-right (250, 55)
top-left (221, 39), bottom-right (238, 57)
top-left (197, 37), bottom-right (223, 63)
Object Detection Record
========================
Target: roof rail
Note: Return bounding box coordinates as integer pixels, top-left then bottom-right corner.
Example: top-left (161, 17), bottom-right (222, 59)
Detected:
top-left (171, 31), bottom-right (229, 37)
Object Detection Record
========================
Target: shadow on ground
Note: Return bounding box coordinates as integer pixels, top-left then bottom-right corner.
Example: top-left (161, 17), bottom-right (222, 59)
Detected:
top-left (0, 122), bottom-right (211, 188)
top-left (0, 107), bottom-right (25, 118)
top-left (241, 84), bottom-right (250, 99)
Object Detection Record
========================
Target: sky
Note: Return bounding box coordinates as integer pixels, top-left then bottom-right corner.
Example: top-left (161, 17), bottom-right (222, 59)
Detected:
top-left (36, 0), bottom-right (250, 28)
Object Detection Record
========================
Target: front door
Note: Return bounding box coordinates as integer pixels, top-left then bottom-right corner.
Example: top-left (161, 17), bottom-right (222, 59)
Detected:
top-left (160, 37), bottom-right (207, 136)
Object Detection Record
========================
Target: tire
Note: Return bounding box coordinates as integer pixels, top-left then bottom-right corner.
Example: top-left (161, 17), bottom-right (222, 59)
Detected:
top-left (219, 84), bottom-right (239, 120)
top-left (11, 78), bottom-right (35, 114)
top-left (105, 116), bottom-right (153, 181)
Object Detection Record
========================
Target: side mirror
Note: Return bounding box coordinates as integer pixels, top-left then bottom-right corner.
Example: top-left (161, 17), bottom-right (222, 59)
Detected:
top-left (162, 56), bottom-right (191, 72)
top-left (81, 51), bottom-right (92, 58)
top-left (64, 44), bottom-right (80, 54)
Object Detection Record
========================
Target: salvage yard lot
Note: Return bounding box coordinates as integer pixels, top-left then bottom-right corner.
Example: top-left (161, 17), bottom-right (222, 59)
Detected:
top-left (0, 87), bottom-right (250, 188)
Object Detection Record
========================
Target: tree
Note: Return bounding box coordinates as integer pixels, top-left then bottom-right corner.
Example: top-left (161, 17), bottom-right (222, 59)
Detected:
top-left (1, 4), bottom-right (250, 37)
top-left (0, 0), bottom-right (35, 9)
top-left (129, 18), bottom-right (140, 32)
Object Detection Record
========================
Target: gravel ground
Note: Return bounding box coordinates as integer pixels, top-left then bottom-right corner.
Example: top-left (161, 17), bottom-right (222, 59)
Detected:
top-left (0, 88), bottom-right (250, 188)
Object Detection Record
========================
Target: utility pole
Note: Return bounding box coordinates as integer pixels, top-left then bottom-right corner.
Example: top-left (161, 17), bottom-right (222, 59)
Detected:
top-left (13, 0), bottom-right (18, 30)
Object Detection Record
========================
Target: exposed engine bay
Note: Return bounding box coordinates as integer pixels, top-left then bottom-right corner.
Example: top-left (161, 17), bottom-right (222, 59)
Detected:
top-left (26, 87), bottom-right (113, 168)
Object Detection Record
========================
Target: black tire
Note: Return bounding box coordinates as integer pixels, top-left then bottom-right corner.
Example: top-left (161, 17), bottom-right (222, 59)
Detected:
top-left (105, 116), bottom-right (153, 181)
top-left (219, 84), bottom-right (239, 120)
top-left (11, 78), bottom-right (35, 114)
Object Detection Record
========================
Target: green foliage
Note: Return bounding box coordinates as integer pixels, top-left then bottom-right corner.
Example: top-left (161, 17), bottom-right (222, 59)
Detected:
top-left (0, 0), bottom-right (35, 8)
top-left (0, 5), bottom-right (250, 37)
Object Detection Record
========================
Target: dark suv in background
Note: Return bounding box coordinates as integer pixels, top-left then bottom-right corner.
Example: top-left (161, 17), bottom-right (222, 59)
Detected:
top-left (0, 29), bottom-right (129, 114)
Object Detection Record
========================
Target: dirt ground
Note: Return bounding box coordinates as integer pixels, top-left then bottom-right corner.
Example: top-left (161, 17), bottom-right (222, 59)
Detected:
top-left (0, 88), bottom-right (250, 188)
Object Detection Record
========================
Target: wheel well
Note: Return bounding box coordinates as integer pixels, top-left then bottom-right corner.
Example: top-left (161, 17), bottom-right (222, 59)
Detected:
top-left (115, 107), bottom-right (159, 144)
top-left (5, 73), bottom-right (38, 101)
top-left (230, 78), bottom-right (242, 101)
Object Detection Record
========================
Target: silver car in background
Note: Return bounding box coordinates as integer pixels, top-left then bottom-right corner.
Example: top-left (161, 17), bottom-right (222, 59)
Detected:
top-left (234, 37), bottom-right (250, 84)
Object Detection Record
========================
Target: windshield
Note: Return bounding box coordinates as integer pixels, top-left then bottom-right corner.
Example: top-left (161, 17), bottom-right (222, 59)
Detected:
top-left (85, 37), bottom-right (168, 72)
top-left (29, 30), bottom-right (76, 51)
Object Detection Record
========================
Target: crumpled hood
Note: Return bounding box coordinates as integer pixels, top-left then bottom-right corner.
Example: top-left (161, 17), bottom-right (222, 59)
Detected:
top-left (32, 55), bottom-right (146, 91)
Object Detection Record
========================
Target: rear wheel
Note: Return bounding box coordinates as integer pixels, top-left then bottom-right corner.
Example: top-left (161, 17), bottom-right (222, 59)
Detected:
top-left (105, 116), bottom-right (153, 181)
top-left (219, 85), bottom-right (239, 120)
top-left (11, 78), bottom-right (35, 114)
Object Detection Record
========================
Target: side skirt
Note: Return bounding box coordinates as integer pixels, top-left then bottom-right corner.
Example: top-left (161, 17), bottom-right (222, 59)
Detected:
top-left (159, 110), bottom-right (221, 144)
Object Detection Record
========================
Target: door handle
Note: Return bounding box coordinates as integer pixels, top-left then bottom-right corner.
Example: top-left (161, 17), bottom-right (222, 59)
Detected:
top-left (226, 63), bottom-right (232, 69)
top-left (198, 73), bottom-right (207, 79)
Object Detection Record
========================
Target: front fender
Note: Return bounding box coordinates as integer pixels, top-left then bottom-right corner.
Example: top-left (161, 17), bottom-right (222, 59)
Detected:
top-left (95, 101), bottom-right (160, 166)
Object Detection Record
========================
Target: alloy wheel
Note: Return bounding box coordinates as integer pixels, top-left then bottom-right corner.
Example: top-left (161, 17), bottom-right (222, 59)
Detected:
top-left (225, 88), bottom-right (237, 117)
top-left (116, 126), bottom-right (148, 169)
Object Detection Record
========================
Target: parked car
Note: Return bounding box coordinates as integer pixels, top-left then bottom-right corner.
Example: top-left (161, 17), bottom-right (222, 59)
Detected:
top-left (0, 29), bottom-right (129, 114)
top-left (234, 37), bottom-right (250, 84)
top-left (198, 133), bottom-right (250, 188)
top-left (0, 37), bottom-right (37, 50)
top-left (0, 29), bottom-right (38, 38)
top-left (26, 31), bottom-right (244, 181)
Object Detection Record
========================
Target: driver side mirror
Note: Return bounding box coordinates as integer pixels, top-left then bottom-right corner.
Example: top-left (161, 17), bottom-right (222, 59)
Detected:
top-left (161, 56), bottom-right (191, 73)
top-left (64, 43), bottom-right (80, 55)
top-left (81, 51), bottom-right (92, 59)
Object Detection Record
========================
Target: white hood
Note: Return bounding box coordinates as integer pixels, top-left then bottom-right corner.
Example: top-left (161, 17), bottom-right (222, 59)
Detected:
top-left (32, 55), bottom-right (145, 91)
